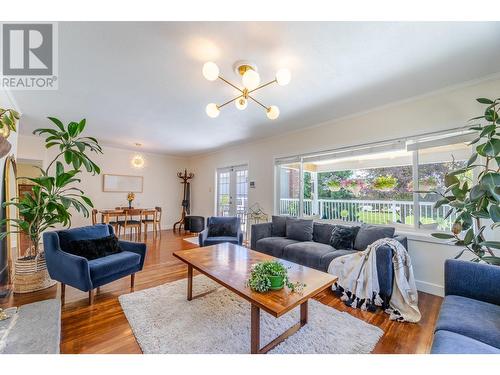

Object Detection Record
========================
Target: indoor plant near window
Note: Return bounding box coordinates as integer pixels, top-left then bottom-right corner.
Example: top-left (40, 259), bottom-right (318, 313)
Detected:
top-left (341, 178), bottom-right (366, 196)
top-left (0, 117), bottom-right (102, 292)
top-left (429, 97), bottom-right (500, 265)
top-left (0, 107), bottom-right (20, 158)
top-left (247, 260), bottom-right (305, 293)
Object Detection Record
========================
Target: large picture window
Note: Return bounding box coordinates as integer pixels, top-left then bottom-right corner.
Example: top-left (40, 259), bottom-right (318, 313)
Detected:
top-left (275, 130), bottom-right (474, 232)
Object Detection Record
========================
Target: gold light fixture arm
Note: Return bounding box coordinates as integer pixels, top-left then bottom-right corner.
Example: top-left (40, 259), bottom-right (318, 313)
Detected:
top-left (218, 76), bottom-right (244, 93)
top-left (218, 94), bottom-right (244, 109)
top-left (247, 95), bottom-right (269, 111)
top-left (248, 79), bottom-right (277, 94)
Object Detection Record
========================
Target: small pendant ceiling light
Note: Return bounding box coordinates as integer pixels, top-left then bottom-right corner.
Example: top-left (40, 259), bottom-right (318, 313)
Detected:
top-left (202, 60), bottom-right (290, 120)
top-left (131, 143), bottom-right (145, 169)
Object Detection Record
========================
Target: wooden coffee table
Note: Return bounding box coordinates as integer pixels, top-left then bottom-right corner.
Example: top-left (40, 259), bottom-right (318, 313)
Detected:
top-left (173, 243), bottom-right (337, 354)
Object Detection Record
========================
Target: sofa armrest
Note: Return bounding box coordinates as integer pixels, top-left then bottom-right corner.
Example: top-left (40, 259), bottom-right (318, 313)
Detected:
top-left (43, 232), bottom-right (92, 291)
top-left (393, 235), bottom-right (408, 250)
top-left (445, 259), bottom-right (500, 305)
top-left (119, 240), bottom-right (147, 270)
top-left (251, 222), bottom-right (272, 250)
top-left (198, 228), bottom-right (208, 247)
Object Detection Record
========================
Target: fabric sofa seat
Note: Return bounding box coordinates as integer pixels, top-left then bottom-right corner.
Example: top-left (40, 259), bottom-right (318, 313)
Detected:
top-left (431, 330), bottom-right (500, 354)
top-left (255, 237), bottom-right (299, 258)
top-left (89, 251), bottom-right (141, 285)
top-left (319, 249), bottom-right (358, 271)
top-left (199, 216), bottom-right (243, 247)
top-left (282, 241), bottom-right (335, 270)
top-left (203, 236), bottom-right (243, 246)
top-left (435, 295), bottom-right (500, 348)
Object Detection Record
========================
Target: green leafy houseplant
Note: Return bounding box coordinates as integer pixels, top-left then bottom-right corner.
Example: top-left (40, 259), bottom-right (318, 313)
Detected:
top-left (429, 97), bottom-right (500, 265)
top-left (372, 175), bottom-right (398, 192)
top-left (247, 260), bottom-right (306, 293)
top-left (0, 117), bottom-right (103, 258)
top-left (0, 107), bottom-right (20, 138)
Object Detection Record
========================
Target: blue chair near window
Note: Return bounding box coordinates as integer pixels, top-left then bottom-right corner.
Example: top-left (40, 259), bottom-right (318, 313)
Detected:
top-left (198, 216), bottom-right (243, 247)
top-left (43, 224), bottom-right (146, 304)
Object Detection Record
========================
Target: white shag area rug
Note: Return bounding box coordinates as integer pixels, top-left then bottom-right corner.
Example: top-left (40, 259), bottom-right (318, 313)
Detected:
top-left (119, 275), bottom-right (384, 354)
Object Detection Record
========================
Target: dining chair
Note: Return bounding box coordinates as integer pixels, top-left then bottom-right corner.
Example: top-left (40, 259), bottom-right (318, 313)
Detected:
top-left (142, 209), bottom-right (158, 235)
top-left (91, 209), bottom-right (98, 225)
top-left (118, 209), bottom-right (143, 240)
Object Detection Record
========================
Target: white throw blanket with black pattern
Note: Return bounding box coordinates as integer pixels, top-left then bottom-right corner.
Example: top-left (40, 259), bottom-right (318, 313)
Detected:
top-left (327, 238), bottom-right (421, 323)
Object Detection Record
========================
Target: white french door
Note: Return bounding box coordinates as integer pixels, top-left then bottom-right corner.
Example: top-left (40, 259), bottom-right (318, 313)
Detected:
top-left (216, 165), bottom-right (248, 231)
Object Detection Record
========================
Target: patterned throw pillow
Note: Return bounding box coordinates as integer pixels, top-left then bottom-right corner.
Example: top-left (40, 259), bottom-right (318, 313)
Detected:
top-left (329, 225), bottom-right (360, 249)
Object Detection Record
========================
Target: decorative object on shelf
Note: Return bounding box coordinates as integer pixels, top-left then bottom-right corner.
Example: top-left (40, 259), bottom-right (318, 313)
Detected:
top-left (327, 179), bottom-right (342, 192)
top-left (247, 260), bottom-right (305, 293)
top-left (425, 97), bottom-right (500, 265)
top-left (127, 192), bottom-right (135, 208)
top-left (0, 117), bottom-right (102, 293)
top-left (202, 60), bottom-right (290, 120)
top-left (341, 178), bottom-right (366, 196)
top-left (173, 169), bottom-right (194, 232)
top-left (131, 143), bottom-right (145, 169)
top-left (372, 175), bottom-right (398, 192)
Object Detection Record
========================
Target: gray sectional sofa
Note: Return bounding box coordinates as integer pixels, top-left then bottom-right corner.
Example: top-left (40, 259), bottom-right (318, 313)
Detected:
top-left (251, 216), bottom-right (407, 305)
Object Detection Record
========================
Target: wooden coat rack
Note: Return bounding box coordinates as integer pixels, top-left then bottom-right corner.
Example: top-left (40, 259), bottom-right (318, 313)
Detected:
top-left (173, 169), bottom-right (194, 232)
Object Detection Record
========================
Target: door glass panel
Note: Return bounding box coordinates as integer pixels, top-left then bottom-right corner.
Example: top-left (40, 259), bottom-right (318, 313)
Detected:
top-left (217, 171), bottom-right (230, 217)
top-left (235, 168), bottom-right (248, 231)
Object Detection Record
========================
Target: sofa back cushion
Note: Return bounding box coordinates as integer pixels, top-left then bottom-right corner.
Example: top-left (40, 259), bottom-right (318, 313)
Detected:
top-left (57, 224), bottom-right (111, 252)
top-left (285, 217), bottom-right (313, 242)
top-left (329, 225), bottom-right (360, 249)
top-left (66, 234), bottom-right (122, 260)
top-left (208, 216), bottom-right (239, 237)
top-left (353, 224), bottom-right (395, 250)
top-left (313, 222), bottom-right (336, 245)
top-left (271, 215), bottom-right (287, 237)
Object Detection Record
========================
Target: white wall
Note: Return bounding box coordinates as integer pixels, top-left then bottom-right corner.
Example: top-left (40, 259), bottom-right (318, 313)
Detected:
top-left (187, 76), bottom-right (500, 297)
top-left (17, 135), bottom-right (189, 229)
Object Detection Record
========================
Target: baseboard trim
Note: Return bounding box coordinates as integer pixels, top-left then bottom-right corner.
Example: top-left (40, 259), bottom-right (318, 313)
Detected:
top-left (415, 280), bottom-right (444, 297)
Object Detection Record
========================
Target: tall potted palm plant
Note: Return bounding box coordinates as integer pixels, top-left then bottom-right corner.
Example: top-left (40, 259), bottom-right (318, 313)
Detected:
top-left (0, 117), bottom-right (102, 292)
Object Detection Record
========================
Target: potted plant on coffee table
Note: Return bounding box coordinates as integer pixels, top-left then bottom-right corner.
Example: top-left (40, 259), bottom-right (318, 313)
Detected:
top-left (247, 260), bottom-right (306, 293)
top-left (0, 117), bottom-right (102, 292)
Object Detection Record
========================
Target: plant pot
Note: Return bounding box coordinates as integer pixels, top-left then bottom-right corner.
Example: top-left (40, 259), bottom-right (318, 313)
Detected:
top-left (13, 252), bottom-right (56, 294)
top-left (328, 186), bottom-right (341, 192)
top-left (268, 275), bottom-right (284, 290)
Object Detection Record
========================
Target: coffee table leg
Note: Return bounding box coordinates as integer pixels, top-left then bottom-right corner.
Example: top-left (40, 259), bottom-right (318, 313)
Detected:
top-left (251, 304), bottom-right (260, 354)
top-left (187, 264), bottom-right (193, 301)
top-left (300, 300), bottom-right (308, 326)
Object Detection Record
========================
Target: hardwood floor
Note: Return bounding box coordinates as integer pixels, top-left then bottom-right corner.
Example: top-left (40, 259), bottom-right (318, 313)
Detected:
top-left (0, 229), bottom-right (442, 354)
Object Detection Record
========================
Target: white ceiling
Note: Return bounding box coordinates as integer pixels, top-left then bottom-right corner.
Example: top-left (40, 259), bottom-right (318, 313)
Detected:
top-left (12, 22), bottom-right (500, 156)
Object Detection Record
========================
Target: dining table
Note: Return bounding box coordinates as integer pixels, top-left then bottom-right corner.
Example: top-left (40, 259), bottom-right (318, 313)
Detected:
top-left (98, 208), bottom-right (158, 225)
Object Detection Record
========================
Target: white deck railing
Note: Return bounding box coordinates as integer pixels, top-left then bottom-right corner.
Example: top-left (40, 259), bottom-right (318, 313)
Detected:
top-left (279, 198), bottom-right (456, 230)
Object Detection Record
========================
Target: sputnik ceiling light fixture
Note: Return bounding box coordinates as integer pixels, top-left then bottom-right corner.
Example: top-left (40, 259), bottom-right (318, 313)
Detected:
top-left (203, 60), bottom-right (291, 120)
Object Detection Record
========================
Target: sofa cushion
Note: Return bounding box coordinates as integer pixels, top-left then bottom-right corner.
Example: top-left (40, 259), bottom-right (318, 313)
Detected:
top-left (203, 236), bottom-right (240, 246)
top-left (354, 224), bottom-right (395, 250)
top-left (313, 223), bottom-right (336, 245)
top-left (207, 217), bottom-right (239, 237)
top-left (329, 225), bottom-right (360, 249)
top-left (57, 224), bottom-right (111, 252)
top-left (435, 295), bottom-right (500, 348)
top-left (271, 215), bottom-right (287, 237)
top-left (319, 249), bottom-right (358, 272)
top-left (89, 251), bottom-right (141, 281)
top-left (255, 237), bottom-right (299, 258)
top-left (282, 241), bottom-right (334, 270)
top-left (66, 234), bottom-right (122, 260)
top-left (285, 217), bottom-right (313, 241)
top-left (431, 330), bottom-right (500, 354)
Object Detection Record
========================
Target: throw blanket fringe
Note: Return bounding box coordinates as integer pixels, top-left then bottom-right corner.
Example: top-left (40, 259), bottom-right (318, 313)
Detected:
top-left (327, 238), bottom-right (421, 323)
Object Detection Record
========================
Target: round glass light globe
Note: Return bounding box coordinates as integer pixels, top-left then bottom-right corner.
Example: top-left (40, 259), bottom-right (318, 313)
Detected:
top-left (266, 105), bottom-right (280, 120)
top-left (276, 68), bottom-right (291, 86)
top-left (235, 98), bottom-right (248, 110)
top-left (202, 62), bottom-right (219, 81)
top-left (206, 103), bottom-right (220, 118)
top-left (131, 154), bottom-right (145, 169)
top-left (242, 69), bottom-right (260, 90)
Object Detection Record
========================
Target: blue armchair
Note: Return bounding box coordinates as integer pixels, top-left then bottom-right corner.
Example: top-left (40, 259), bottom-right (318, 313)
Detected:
top-left (431, 259), bottom-right (500, 354)
top-left (198, 216), bottom-right (244, 247)
top-left (43, 224), bottom-right (146, 304)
